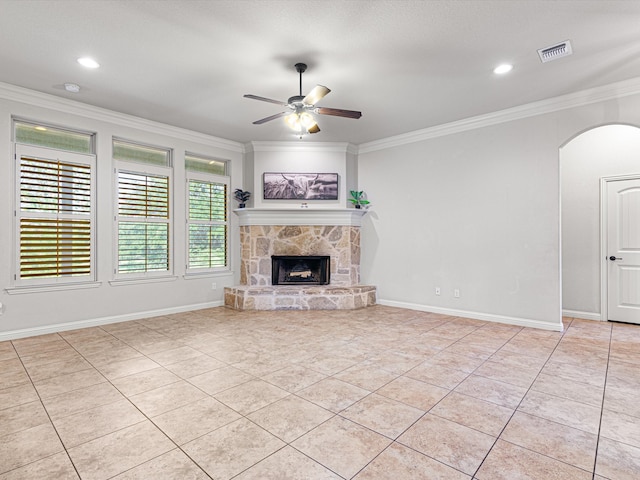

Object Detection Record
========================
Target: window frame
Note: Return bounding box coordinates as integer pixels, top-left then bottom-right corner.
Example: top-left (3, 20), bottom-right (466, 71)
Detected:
top-left (13, 143), bottom-right (97, 287)
top-left (113, 153), bottom-right (173, 280)
top-left (185, 169), bottom-right (230, 275)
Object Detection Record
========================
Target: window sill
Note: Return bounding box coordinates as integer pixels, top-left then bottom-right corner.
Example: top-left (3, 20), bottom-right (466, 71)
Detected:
top-left (5, 281), bottom-right (102, 295)
top-left (109, 276), bottom-right (178, 287)
top-left (184, 270), bottom-right (233, 280)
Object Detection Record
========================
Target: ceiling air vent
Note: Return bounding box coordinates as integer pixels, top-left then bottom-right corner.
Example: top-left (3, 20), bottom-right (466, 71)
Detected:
top-left (537, 40), bottom-right (573, 63)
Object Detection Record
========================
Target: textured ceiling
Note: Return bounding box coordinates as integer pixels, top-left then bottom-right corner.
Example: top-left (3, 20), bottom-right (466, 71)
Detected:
top-left (1, 0), bottom-right (640, 144)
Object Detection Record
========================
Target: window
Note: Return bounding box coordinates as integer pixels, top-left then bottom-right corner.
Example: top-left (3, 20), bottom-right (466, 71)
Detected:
top-left (15, 120), bottom-right (94, 154)
top-left (185, 153), bottom-right (226, 175)
top-left (186, 154), bottom-right (229, 272)
top-left (114, 140), bottom-right (172, 277)
top-left (13, 120), bottom-right (95, 286)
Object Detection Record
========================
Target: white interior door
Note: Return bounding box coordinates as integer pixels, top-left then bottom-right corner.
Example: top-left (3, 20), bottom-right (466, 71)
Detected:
top-left (607, 177), bottom-right (640, 324)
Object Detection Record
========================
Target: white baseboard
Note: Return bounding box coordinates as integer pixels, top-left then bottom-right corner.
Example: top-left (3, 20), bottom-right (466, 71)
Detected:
top-left (2, 298), bottom-right (568, 340)
top-left (378, 299), bottom-right (564, 332)
top-left (562, 309), bottom-right (603, 321)
top-left (0, 301), bottom-right (224, 341)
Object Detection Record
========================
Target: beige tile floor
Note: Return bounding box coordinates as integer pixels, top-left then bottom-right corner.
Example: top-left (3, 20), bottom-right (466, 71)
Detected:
top-left (1, 305), bottom-right (639, 479)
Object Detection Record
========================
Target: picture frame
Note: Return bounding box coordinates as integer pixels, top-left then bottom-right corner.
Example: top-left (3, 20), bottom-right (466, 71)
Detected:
top-left (263, 172), bottom-right (339, 200)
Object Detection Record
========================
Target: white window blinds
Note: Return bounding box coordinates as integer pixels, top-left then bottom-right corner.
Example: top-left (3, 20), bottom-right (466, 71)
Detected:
top-left (17, 149), bottom-right (94, 282)
top-left (117, 170), bottom-right (170, 274)
top-left (187, 178), bottom-right (228, 270)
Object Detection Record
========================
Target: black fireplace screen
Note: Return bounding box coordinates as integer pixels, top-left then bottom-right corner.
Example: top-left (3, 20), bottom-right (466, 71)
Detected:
top-left (271, 255), bottom-right (330, 285)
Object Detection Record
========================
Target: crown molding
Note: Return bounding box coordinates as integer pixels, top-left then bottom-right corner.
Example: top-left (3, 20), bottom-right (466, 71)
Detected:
top-left (0, 82), bottom-right (244, 153)
top-left (5, 75), bottom-right (640, 157)
top-left (358, 76), bottom-right (640, 154)
top-left (246, 141), bottom-right (358, 154)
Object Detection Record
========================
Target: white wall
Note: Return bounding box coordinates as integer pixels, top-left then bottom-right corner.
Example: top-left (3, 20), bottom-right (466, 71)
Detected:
top-left (247, 142), bottom-right (357, 209)
top-left (561, 124), bottom-right (640, 319)
top-left (358, 92), bottom-right (640, 331)
top-left (0, 86), bottom-right (244, 339)
top-left (4, 81), bottom-right (640, 338)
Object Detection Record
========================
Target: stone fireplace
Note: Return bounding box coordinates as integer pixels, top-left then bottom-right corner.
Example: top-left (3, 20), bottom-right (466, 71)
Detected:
top-left (224, 209), bottom-right (376, 310)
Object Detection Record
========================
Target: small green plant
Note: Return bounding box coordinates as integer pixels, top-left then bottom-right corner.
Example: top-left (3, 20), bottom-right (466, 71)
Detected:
top-left (349, 190), bottom-right (370, 208)
top-left (234, 189), bottom-right (251, 207)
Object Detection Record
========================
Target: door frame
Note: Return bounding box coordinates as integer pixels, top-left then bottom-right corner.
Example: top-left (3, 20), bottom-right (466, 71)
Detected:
top-left (600, 173), bottom-right (640, 322)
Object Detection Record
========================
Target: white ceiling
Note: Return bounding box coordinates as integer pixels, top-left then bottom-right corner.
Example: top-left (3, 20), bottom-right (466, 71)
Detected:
top-left (1, 0), bottom-right (640, 145)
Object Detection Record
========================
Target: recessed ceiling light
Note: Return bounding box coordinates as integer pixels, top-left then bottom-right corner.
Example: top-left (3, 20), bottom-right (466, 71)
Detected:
top-left (493, 64), bottom-right (513, 75)
top-left (64, 83), bottom-right (81, 93)
top-left (77, 57), bottom-right (100, 69)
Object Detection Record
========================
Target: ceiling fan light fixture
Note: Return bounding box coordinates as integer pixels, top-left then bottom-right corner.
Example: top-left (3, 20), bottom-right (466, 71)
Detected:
top-left (299, 112), bottom-right (316, 128)
top-left (285, 112), bottom-right (302, 131)
top-left (285, 111), bottom-right (317, 132)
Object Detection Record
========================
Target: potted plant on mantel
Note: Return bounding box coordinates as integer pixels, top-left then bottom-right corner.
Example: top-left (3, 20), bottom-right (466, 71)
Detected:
top-left (234, 189), bottom-right (251, 208)
top-left (349, 190), bottom-right (370, 209)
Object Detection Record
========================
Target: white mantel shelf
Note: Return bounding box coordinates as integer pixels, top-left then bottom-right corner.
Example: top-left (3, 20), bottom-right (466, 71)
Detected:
top-left (234, 208), bottom-right (367, 227)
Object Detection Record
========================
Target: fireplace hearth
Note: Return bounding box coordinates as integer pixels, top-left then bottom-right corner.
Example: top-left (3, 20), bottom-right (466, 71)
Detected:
top-left (224, 209), bottom-right (376, 310)
top-left (272, 255), bottom-right (330, 285)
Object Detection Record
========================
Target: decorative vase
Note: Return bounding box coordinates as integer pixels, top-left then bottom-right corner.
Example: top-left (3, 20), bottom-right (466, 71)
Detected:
top-left (355, 204), bottom-right (361, 209)
top-left (238, 203), bottom-right (246, 208)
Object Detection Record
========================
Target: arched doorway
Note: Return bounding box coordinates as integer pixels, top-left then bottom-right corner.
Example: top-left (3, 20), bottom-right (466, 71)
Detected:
top-left (560, 124), bottom-right (640, 323)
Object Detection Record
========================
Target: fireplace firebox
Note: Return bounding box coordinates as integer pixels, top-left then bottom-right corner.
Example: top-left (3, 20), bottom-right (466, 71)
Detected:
top-left (271, 255), bottom-right (330, 286)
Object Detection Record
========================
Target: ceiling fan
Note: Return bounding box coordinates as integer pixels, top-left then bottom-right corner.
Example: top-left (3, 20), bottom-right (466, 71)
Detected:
top-left (244, 63), bottom-right (362, 136)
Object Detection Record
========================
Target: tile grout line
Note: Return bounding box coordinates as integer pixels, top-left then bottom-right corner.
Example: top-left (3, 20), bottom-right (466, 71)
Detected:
top-left (590, 321), bottom-right (614, 480)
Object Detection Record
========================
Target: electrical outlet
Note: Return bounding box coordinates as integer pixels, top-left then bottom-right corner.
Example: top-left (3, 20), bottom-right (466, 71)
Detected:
top-left (435, 287), bottom-right (441, 296)
top-left (454, 288), bottom-right (460, 298)
top-left (211, 282), bottom-right (217, 290)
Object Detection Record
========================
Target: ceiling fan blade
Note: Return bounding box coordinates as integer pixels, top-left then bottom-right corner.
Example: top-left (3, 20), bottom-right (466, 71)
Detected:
top-left (307, 124), bottom-right (321, 134)
top-left (253, 112), bottom-right (288, 124)
top-left (316, 107), bottom-right (362, 119)
top-left (303, 85), bottom-right (331, 105)
top-left (244, 94), bottom-right (288, 106)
